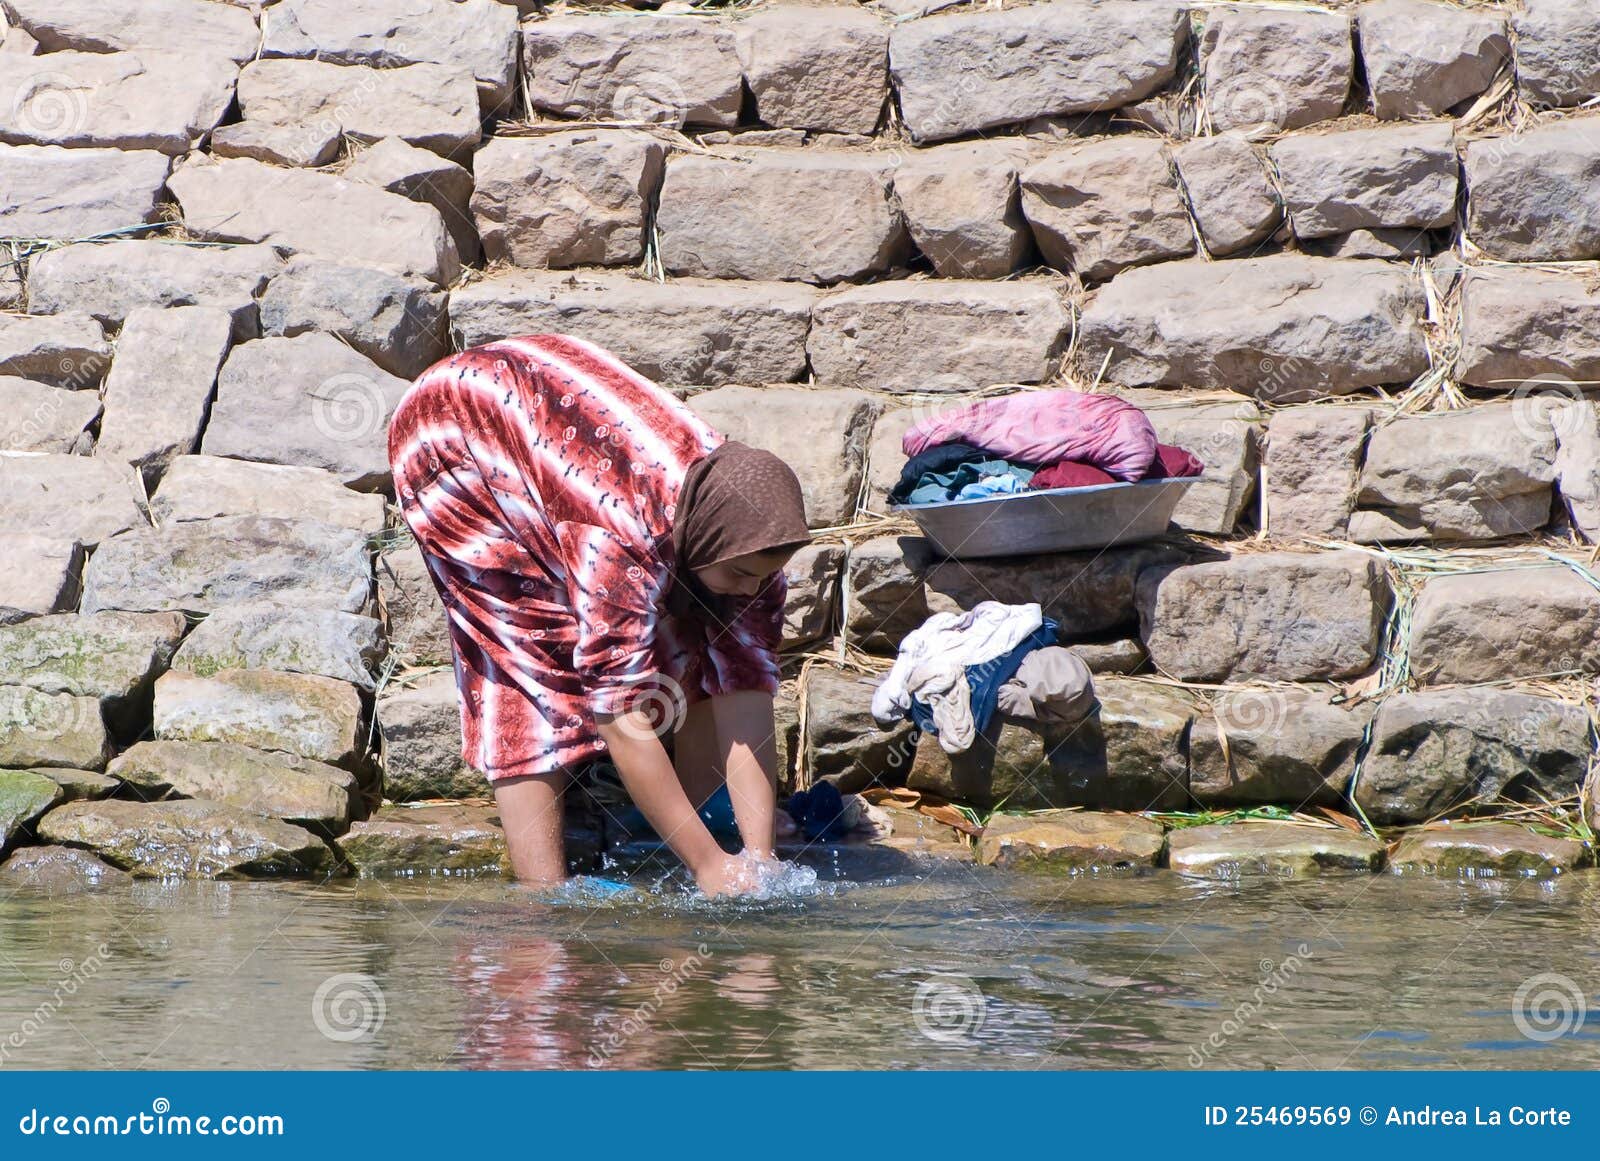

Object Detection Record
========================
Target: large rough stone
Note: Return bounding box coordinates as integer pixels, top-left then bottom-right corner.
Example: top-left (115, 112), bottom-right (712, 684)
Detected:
top-left (1200, 6), bottom-right (1353, 133)
top-left (0, 843), bottom-right (129, 891)
top-left (210, 118), bottom-right (341, 168)
top-left (153, 667), bottom-right (364, 767)
top-left (905, 720), bottom-right (1062, 810)
top-left (977, 810), bottom-right (1165, 872)
top-left (0, 686), bottom-right (108, 770)
top-left (376, 670), bottom-right (476, 801)
top-left (0, 535), bottom-right (83, 624)
top-left (202, 334), bottom-right (411, 490)
top-left (0, 143), bottom-right (171, 239)
top-left (736, 6), bottom-right (888, 135)
top-left (1356, 689), bottom-right (1590, 824)
top-left (108, 739), bottom-right (358, 834)
top-left (377, 542), bottom-right (451, 667)
top-left (865, 407), bottom-right (917, 505)
top-left (81, 515), bottom-right (372, 617)
top-left (1358, 0), bottom-right (1509, 120)
top-left (1464, 121), bottom-right (1600, 263)
top-left (1168, 822), bottom-right (1384, 877)
top-left (0, 611), bottom-right (184, 730)
top-left (1138, 550), bottom-right (1390, 682)
top-left (261, 0), bottom-right (519, 112)
top-left (471, 131), bottom-right (664, 270)
top-left (151, 455), bottom-right (386, 535)
top-left (258, 257), bottom-right (448, 380)
top-left (1555, 402), bottom-right (1600, 542)
top-left (0, 768), bottom-right (60, 852)
top-left (1050, 677), bottom-right (1195, 811)
top-left (1389, 822), bottom-right (1588, 878)
top-left (892, 139), bottom-right (1033, 278)
top-left (1190, 687), bottom-right (1372, 806)
top-left (236, 58), bottom-right (481, 161)
top-left (450, 270), bottom-right (816, 386)
top-left (1141, 395), bottom-right (1260, 534)
top-left (804, 668), bottom-right (917, 794)
top-left (0, 49), bottom-right (236, 155)
top-left (38, 799), bottom-right (334, 878)
top-left (338, 803), bottom-right (504, 876)
top-left (33, 767), bottom-right (116, 803)
top-left (0, 311), bottom-right (109, 388)
top-left (1020, 138), bottom-right (1194, 282)
top-left (781, 543), bottom-right (843, 649)
top-left (172, 604), bottom-right (384, 690)
top-left (810, 279), bottom-right (1069, 392)
top-left (0, 377), bottom-right (100, 454)
top-left (1171, 133), bottom-right (1281, 256)
top-left (26, 240), bottom-right (280, 339)
top-left (1514, 0), bottom-right (1600, 109)
top-left (1265, 404), bottom-right (1372, 539)
top-left (1271, 123), bottom-right (1457, 240)
top-left (0, 454), bottom-right (145, 547)
top-left (1408, 567), bottom-right (1600, 685)
top-left (687, 387), bottom-right (875, 528)
top-left (1457, 266), bottom-right (1600, 388)
top-left (658, 149), bottom-right (907, 283)
top-left (96, 305), bottom-right (234, 477)
top-left (843, 535), bottom-right (933, 653)
top-left (1077, 255), bottom-right (1431, 399)
top-left (889, 1), bottom-right (1186, 142)
top-left (169, 155), bottom-right (460, 287)
top-left (1352, 404), bottom-right (1557, 542)
top-left (345, 137), bottom-right (479, 269)
top-left (521, 14), bottom-right (743, 128)
top-left (0, 0), bottom-right (259, 61)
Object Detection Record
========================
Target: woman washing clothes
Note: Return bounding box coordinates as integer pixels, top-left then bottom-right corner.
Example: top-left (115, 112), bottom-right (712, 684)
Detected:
top-left (388, 334), bottom-right (812, 898)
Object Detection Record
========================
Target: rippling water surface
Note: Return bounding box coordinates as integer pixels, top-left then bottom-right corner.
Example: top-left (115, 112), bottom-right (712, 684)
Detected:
top-left (3, 846), bottom-right (1598, 1070)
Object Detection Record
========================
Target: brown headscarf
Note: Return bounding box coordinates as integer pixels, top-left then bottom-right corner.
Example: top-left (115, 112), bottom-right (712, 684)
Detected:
top-left (664, 442), bottom-right (811, 619)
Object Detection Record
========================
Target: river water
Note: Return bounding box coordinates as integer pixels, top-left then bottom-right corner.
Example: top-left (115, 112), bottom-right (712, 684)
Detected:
top-left (2, 846), bottom-right (1598, 1070)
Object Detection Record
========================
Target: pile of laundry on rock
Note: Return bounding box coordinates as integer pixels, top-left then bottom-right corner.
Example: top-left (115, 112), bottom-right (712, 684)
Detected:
top-left (889, 389), bottom-right (1203, 505)
top-left (871, 601), bottom-right (1096, 754)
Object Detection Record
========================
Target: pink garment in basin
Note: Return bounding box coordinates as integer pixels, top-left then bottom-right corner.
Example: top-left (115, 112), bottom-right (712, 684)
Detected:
top-left (901, 390), bottom-right (1159, 482)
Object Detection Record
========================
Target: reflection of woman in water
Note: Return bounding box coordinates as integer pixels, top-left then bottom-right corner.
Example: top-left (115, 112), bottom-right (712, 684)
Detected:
top-left (389, 335), bottom-right (811, 897)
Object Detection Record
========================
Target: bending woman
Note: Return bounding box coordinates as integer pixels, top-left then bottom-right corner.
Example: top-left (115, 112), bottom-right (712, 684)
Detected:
top-left (388, 335), bottom-right (811, 897)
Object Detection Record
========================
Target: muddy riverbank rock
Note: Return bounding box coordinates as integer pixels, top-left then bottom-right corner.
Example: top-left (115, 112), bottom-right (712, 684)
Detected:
top-left (889, 1), bottom-right (1186, 141)
top-left (977, 810), bottom-right (1166, 872)
top-left (1355, 689), bottom-right (1590, 825)
top-left (33, 767), bottom-right (117, 802)
top-left (1390, 822), bottom-right (1588, 878)
top-left (376, 670), bottom-right (480, 801)
top-left (171, 604), bottom-right (385, 690)
top-left (338, 803), bottom-right (506, 876)
top-left (1408, 566), bottom-right (1600, 685)
top-left (1050, 678), bottom-right (1196, 811)
top-left (0, 610), bottom-right (184, 728)
top-left (1077, 256), bottom-right (1430, 399)
top-left (0, 687), bottom-right (109, 771)
top-left (0, 843), bottom-right (130, 891)
top-left (449, 270), bottom-right (816, 387)
top-left (804, 668), bottom-right (917, 794)
top-left (376, 543), bottom-right (451, 667)
top-left (153, 668), bottom-right (364, 768)
top-left (37, 799), bottom-right (334, 878)
top-left (1137, 550), bottom-right (1390, 683)
top-left (108, 739), bottom-right (359, 834)
top-left (0, 768), bottom-right (62, 852)
top-left (81, 516), bottom-right (372, 618)
top-left (1168, 822), bottom-right (1384, 877)
top-left (1190, 687), bottom-right (1372, 806)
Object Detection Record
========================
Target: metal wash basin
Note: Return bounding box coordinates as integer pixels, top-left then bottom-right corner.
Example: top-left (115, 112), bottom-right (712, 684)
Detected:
top-left (890, 477), bottom-right (1199, 559)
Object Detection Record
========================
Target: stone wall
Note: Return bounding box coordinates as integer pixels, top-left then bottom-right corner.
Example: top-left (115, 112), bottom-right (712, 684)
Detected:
top-left (1, 0), bottom-right (1599, 876)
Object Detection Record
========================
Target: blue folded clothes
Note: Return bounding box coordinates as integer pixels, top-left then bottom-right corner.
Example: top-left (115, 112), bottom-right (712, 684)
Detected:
top-left (909, 618), bottom-right (1059, 741)
top-left (613, 784), bottom-right (741, 838)
top-left (785, 781), bottom-right (850, 841)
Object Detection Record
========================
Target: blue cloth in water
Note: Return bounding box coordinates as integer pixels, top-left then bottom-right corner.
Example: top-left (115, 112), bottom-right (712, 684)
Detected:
top-left (614, 783), bottom-right (740, 838)
top-left (786, 781), bottom-right (850, 841)
top-left (908, 619), bottom-right (1059, 741)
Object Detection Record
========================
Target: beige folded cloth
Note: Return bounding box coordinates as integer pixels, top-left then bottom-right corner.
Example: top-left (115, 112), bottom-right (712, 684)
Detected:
top-left (996, 647), bottom-right (1096, 725)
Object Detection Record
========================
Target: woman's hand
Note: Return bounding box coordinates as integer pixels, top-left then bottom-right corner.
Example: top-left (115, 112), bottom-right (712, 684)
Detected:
top-left (694, 852), bottom-right (764, 899)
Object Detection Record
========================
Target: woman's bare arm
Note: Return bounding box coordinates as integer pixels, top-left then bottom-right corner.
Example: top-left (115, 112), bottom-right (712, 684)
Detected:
top-left (708, 691), bottom-right (781, 861)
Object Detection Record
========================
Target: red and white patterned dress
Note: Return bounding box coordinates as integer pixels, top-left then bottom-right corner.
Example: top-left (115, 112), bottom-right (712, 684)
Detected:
top-left (387, 334), bottom-right (786, 782)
